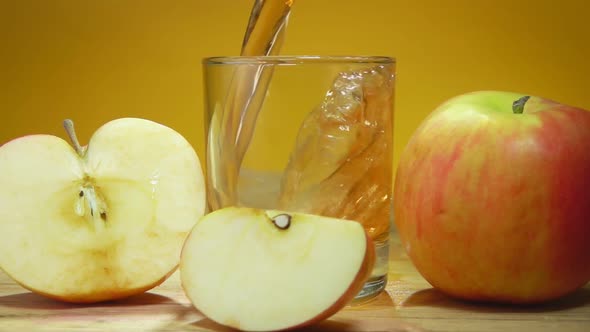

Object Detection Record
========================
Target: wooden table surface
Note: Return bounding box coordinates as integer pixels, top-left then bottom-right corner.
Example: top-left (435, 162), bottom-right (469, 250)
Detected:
top-left (1, 234), bottom-right (589, 332)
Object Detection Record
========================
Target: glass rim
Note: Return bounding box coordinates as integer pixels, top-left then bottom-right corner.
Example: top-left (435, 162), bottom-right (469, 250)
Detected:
top-left (202, 55), bottom-right (395, 65)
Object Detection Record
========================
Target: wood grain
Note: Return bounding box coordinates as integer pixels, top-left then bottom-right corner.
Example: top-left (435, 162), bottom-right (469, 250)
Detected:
top-left (1, 235), bottom-right (588, 332)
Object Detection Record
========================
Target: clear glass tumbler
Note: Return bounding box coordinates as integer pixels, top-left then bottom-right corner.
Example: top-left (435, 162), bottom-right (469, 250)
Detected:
top-left (203, 55), bottom-right (395, 302)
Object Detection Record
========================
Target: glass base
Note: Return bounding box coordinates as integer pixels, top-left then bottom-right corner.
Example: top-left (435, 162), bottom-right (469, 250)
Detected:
top-left (352, 275), bottom-right (387, 305)
top-left (351, 235), bottom-right (389, 304)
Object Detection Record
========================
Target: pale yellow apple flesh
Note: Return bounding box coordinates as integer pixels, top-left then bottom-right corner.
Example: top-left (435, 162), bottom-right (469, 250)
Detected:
top-left (0, 118), bottom-right (206, 303)
top-left (180, 207), bottom-right (375, 331)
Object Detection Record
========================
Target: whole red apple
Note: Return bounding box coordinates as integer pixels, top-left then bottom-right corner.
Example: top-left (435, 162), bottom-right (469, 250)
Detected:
top-left (394, 90), bottom-right (590, 304)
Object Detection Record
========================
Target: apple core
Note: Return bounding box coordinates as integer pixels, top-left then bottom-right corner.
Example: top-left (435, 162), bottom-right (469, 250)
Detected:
top-left (64, 119), bottom-right (109, 232)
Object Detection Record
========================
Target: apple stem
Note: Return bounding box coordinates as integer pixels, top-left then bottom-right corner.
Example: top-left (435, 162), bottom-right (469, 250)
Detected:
top-left (512, 96), bottom-right (530, 114)
top-left (63, 119), bottom-right (85, 157)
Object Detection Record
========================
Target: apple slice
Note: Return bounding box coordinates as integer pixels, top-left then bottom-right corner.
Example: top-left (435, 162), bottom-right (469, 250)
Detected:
top-left (0, 118), bottom-right (206, 303)
top-left (180, 207), bottom-right (375, 331)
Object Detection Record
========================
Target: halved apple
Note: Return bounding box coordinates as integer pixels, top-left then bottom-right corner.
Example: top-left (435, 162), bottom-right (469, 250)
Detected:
top-left (0, 118), bottom-right (206, 303)
top-left (180, 207), bottom-right (375, 331)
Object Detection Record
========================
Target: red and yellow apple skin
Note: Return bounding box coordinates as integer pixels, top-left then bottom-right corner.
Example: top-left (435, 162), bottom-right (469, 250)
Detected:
top-left (394, 91), bottom-right (590, 304)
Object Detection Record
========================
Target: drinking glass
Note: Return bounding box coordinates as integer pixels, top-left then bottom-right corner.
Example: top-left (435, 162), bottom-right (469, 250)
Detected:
top-left (203, 55), bottom-right (395, 302)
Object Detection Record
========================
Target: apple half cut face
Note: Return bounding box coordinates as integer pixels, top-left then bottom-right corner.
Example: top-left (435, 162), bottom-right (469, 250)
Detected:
top-left (0, 118), bottom-right (206, 303)
top-left (180, 207), bottom-right (375, 332)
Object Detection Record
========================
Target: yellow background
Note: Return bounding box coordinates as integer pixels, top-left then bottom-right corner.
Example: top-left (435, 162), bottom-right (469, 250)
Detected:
top-left (1, 0), bottom-right (589, 173)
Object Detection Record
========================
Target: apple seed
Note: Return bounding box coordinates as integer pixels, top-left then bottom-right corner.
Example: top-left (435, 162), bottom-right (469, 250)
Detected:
top-left (271, 214), bottom-right (291, 230)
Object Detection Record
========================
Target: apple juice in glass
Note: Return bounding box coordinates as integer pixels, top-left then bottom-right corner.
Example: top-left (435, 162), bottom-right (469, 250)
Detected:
top-left (203, 56), bottom-right (395, 302)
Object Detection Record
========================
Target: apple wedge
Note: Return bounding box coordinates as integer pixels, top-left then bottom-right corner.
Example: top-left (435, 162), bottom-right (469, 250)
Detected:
top-left (0, 118), bottom-right (206, 303)
top-left (180, 207), bottom-right (375, 331)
